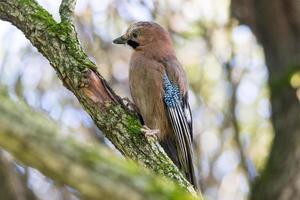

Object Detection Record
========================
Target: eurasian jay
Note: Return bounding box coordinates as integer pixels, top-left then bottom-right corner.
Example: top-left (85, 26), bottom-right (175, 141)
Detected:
top-left (113, 21), bottom-right (198, 188)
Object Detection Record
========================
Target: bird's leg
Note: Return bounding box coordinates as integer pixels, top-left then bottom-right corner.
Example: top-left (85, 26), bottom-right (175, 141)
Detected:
top-left (141, 125), bottom-right (160, 139)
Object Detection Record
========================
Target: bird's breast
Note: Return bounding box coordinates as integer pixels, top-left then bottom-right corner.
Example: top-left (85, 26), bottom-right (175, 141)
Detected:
top-left (129, 55), bottom-right (172, 139)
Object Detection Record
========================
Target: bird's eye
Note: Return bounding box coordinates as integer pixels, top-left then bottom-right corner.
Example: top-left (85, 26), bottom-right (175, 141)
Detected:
top-left (132, 32), bottom-right (138, 38)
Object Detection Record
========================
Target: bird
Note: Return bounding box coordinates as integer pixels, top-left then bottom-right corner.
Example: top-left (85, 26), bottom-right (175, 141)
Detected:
top-left (113, 21), bottom-right (198, 189)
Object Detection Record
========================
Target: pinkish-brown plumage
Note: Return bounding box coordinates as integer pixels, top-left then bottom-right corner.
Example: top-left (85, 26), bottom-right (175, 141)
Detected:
top-left (113, 21), bottom-right (198, 189)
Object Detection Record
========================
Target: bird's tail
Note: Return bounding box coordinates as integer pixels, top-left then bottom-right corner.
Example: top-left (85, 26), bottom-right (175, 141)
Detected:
top-left (165, 103), bottom-right (199, 190)
top-left (160, 131), bottom-right (199, 190)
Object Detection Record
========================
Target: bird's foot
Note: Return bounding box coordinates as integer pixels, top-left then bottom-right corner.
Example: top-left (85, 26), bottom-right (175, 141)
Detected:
top-left (141, 125), bottom-right (159, 140)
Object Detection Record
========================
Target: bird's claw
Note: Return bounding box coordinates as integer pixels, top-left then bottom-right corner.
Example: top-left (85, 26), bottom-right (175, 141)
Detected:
top-left (141, 125), bottom-right (159, 140)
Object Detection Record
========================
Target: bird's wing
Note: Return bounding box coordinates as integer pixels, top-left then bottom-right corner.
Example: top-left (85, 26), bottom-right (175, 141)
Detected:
top-left (162, 70), bottom-right (197, 187)
top-left (183, 93), bottom-right (193, 140)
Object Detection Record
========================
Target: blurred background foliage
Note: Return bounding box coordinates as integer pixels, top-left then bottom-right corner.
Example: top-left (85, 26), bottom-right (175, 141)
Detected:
top-left (1, 0), bottom-right (293, 199)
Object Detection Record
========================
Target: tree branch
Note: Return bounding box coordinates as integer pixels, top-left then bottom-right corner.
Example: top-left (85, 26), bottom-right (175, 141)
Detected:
top-left (59, 0), bottom-right (77, 22)
top-left (0, 151), bottom-right (38, 200)
top-left (225, 62), bottom-right (256, 182)
top-left (0, 92), bottom-right (195, 200)
top-left (231, 1), bottom-right (300, 199)
top-left (0, 0), bottom-right (200, 197)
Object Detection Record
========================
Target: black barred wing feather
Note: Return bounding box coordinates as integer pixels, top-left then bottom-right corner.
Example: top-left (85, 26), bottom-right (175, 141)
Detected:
top-left (163, 74), bottom-right (197, 187)
top-left (183, 94), bottom-right (193, 140)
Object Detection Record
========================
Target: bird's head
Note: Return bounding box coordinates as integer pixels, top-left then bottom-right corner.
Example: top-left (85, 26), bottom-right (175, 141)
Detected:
top-left (113, 21), bottom-right (172, 50)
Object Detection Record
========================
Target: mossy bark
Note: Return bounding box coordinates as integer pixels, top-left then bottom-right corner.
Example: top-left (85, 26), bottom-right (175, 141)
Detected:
top-left (0, 92), bottom-right (195, 200)
top-left (0, 0), bottom-right (200, 197)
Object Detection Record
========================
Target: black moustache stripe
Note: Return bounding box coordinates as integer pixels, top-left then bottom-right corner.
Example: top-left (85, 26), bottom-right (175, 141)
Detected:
top-left (127, 40), bottom-right (139, 49)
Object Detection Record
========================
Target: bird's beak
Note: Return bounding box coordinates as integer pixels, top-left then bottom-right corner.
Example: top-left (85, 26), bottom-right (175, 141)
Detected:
top-left (113, 35), bottom-right (127, 44)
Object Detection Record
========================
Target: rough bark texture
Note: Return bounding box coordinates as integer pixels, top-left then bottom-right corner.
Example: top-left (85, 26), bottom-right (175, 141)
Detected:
top-left (0, 0), bottom-right (200, 197)
top-left (231, 0), bottom-right (300, 199)
top-left (0, 91), bottom-right (195, 200)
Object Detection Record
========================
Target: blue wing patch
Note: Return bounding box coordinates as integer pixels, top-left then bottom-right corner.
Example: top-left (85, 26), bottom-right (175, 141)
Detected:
top-left (163, 74), bottom-right (182, 107)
